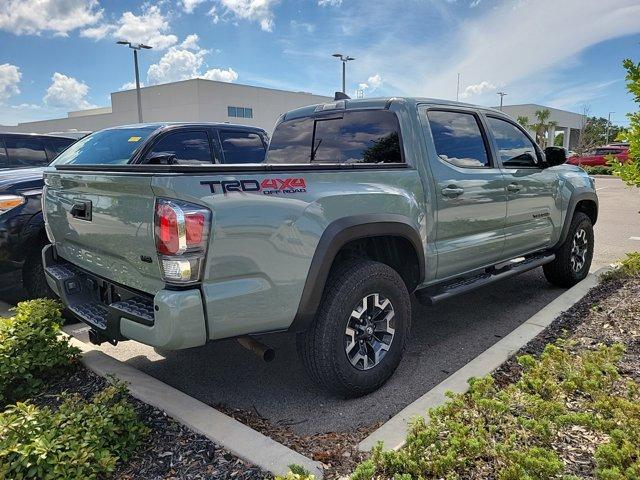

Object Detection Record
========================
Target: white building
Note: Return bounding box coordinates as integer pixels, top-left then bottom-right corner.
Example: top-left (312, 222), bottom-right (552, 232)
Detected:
top-left (1, 79), bottom-right (331, 135)
top-left (496, 104), bottom-right (586, 150)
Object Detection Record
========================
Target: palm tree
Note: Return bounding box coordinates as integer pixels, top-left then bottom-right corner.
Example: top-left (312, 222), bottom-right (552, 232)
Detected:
top-left (529, 109), bottom-right (557, 148)
top-left (516, 116), bottom-right (530, 128)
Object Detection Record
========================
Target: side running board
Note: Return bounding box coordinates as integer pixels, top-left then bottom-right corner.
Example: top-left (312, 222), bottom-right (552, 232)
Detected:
top-left (416, 253), bottom-right (556, 306)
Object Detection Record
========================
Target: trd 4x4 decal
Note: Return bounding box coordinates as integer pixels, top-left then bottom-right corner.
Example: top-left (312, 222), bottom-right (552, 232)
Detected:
top-left (201, 177), bottom-right (307, 195)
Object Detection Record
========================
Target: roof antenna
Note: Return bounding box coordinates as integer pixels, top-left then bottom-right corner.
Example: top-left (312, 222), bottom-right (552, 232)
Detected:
top-left (334, 91), bottom-right (350, 101)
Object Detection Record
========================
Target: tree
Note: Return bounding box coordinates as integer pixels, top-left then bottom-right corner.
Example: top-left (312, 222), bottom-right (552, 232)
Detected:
top-left (610, 57), bottom-right (640, 187)
top-left (578, 116), bottom-right (624, 151)
top-left (517, 116), bottom-right (530, 128)
top-left (554, 132), bottom-right (564, 147)
top-left (529, 109), bottom-right (557, 148)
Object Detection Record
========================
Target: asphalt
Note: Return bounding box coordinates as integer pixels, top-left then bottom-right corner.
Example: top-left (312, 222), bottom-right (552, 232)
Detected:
top-left (2, 176), bottom-right (639, 436)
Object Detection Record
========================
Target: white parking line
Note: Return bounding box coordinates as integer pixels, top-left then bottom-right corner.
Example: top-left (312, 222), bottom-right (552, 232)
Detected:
top-left (596, 187), bottom-right (608, 191)
top-left (630, 237), bottom-right (640, 241)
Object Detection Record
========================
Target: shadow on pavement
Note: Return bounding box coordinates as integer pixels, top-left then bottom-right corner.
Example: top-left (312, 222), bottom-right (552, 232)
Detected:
top-left (66, 268), bottom-right (565, 435)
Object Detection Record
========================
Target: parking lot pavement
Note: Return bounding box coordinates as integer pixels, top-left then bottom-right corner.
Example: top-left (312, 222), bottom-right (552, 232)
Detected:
top-left (8, 176), bottom-right (640, 436)
top-left (65, 268), bottom-right (564, 435)
top-left (592, 176), bottom-right (640, 269)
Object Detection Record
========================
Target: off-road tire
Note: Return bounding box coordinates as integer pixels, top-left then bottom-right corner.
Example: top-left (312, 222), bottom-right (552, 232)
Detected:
top-left (23, 244), bottom-right (55, 299)
top-left (297, 259), bottom-right (411, 398)
top-left (543, 212), bottom-right (594, 288)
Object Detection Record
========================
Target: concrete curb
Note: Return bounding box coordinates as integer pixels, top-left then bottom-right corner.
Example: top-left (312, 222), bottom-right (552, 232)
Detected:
top-left (66, 337), bottom-right (323, 479)
top-left (358, 268), bottom-right (608, 452)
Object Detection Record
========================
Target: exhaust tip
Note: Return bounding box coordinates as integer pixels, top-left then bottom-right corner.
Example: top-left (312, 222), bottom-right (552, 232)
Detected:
top-left (237, 336), bottom-right (275, 363)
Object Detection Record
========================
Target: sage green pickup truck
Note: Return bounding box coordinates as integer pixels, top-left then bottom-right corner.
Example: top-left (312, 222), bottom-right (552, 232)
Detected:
top-left (42, 98), bottom-right (597, 397)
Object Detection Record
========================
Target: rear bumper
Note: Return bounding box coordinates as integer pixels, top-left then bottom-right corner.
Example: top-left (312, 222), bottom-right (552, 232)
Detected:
top-left (43, 244), bottom-right (207, 350)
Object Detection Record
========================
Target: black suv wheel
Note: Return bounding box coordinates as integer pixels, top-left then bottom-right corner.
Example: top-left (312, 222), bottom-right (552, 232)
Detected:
top-left (297, 259), bottom-right (411, 397)
top-left (543, 212), bottom-right (594, 287)
top-left (23, 242), bottom-right (54, 299)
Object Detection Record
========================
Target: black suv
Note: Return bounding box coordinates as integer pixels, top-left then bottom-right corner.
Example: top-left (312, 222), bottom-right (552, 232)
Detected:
top-left (1, 124), bottom-right (269, 298)
top-left (0, 132), bottom-right (77, 169)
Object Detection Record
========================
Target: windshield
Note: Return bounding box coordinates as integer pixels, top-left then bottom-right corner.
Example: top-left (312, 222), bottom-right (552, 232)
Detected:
top-left (51, 127), bottom-right (156, 165)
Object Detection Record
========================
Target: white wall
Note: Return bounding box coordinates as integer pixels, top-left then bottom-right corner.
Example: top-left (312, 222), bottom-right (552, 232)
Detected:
top-left (2, 79), bottom-right (331, 135)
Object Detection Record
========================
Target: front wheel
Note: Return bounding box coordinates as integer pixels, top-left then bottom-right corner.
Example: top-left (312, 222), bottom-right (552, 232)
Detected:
top-left (297, 260), bottom-right (411, 398)
top-left (543, 212), bottom-right (594, 287)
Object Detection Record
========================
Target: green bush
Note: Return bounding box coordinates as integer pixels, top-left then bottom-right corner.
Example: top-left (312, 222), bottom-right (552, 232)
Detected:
top-left (0, 299), bottom-right (79, 407)
top-left (582, 165), bottom-right (613, 175)
top-left (601, 252), bottom-right (640, 282)
top-left (0, 384), bottom-right (149, 479)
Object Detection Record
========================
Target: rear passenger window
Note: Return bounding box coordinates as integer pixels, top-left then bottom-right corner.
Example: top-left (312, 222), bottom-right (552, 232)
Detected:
top-left (427, 110), bottom-right (490, 168)
top-left (148, 131), bottom-right (212, 164)
top-left (218, 130), bottom-right (266, 164)
top-left (486, 117), bottom-right (539, 168)
top-left (4, 137), bottom-right (48, 166)
top-left (267, 110), bottom-right (402, 164)
top-left (47, 138), bottom-right (75, 157)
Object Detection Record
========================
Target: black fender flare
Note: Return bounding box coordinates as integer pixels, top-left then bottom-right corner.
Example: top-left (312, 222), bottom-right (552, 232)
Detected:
top-left (554, 191), bottom-right (598, 249)
top-left (289, 214), bottom-right (425, 333)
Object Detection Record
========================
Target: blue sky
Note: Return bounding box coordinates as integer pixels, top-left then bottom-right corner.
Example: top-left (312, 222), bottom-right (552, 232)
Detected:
top-left (1, 0), bottom-right (639, 127)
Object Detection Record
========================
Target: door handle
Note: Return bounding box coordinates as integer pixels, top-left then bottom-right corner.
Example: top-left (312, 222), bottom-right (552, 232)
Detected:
top-left (507, 183), bottom-right (521, 193)
top-left (441, 185), bottom-right (464, 198)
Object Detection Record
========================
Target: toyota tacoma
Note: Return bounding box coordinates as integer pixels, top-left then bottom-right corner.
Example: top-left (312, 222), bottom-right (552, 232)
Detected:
top-left (42, 100), bottom-right (597, 397)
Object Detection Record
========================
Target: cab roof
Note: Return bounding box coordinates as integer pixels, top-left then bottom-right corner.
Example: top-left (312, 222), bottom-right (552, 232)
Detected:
top-left (101, 122), bottom-right (267, 134)
top-left (281, 97), bottom-right (504, 122)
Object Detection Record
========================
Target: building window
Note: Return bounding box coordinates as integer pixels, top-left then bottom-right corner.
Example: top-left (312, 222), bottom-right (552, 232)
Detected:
top-left (228, 106), bottom-right (253, 119)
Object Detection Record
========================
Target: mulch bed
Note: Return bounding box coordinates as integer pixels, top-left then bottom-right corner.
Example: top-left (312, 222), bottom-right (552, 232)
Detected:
top-left (32, 368), bottom-right (268, 480)
top-left (217, 404), bottom-right (379, 479)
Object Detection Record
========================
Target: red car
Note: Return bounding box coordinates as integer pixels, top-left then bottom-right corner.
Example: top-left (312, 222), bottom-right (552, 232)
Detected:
top-left (567, 144), bottom-right (630, 167)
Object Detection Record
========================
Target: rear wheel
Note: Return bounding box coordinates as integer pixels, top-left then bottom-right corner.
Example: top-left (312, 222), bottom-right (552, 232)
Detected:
top-left (543, 212), bottom-right (594, 287)
top-left (297, 259), bottom-right (411, 397)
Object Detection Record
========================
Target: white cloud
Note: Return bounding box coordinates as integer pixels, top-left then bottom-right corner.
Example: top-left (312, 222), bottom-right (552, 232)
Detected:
top-left (180, 34), bottom-right (202, 51)
top-left (459, 80), bottom-right (496, 99)
top-left (113, 5), bottom-right (178, 49)
top-left (181, 0), bottom-right (208, 13)
top-left (43, 72), bottom-right (96, 110)
top-left (148, 48), bottom-right (206, 85)
top-left (318, 0), bottom-right (342, 5)
top-left (0, 0), bottom-right (102, 36)
top-left (80, 23), bottom-right (114, 40)
top-left (201, 67), bottom-right (238, 82)
top-left (356, 74), bottom-right (383, 96)
top-left (0, 63), bottom-right (21, 103)
top-left (120, 81), bottom-right (144, 91)
top-left (349, 0), bottom-right (640, 102)
top-left (215, 0), bottom-right (278, 32)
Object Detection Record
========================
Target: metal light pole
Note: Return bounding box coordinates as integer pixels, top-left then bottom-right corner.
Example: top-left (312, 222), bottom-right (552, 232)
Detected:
top-left (332, 53), bottom-right (355, 94)
top-left (605, 111), bottom-right (614, 144)
top-left (117, 41), bottom-right (152, 123)
top-left (497, 91), bottom-right (507, 111)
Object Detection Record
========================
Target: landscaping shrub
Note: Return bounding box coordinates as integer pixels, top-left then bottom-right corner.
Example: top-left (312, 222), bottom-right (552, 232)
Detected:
top-left (601, 252), bottom-right (640, 282)
top-left (0, 384), bottom-right (149, 479)
top-left (0, 299), bottom-right (79, 407)
top-left (582, 165), bottom-right (613, 175)
top-left (348, 342), bottom-right (640, 479)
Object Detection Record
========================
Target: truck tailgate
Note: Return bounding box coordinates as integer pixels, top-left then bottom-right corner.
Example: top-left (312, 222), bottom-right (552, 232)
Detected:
top-left (44, 170), bottom-right (163, 294)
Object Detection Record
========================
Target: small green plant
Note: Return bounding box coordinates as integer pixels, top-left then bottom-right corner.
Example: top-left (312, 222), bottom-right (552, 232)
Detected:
top-left (275, 464), bottom-right (315, 480)
top-left (0, 299), bottom-right (80, 407)
top-left (0, 384), bottom-right (149, 479)
top-left (601, 252), bottom-right (640, 282)
top-left (583, 165), bottom-right (613, 175)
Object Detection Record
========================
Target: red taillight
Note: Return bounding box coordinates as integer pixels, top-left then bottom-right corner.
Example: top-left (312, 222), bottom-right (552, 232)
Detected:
top-left (155, 202), bottom-right (179, 255)
top-left (154, 199), bottom-right (211, 284)
top-left (185, 212), bottom-right (204, 246)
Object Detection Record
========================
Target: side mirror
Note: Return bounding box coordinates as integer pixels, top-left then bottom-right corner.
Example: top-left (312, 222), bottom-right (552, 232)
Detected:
top-left (544, 147), bottom-right (566, 167)
top-left (145, 152), bottom-right (177, 165)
